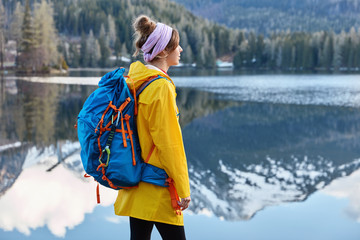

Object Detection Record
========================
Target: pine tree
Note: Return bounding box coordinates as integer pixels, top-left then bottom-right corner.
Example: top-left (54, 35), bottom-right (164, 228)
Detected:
top-left (266, 35), bottom-right (278, 68)
top-left (10, 2), bottom-right (24, 54)
top-left (183, 45), bottom-right (193, 65)
top-left (33, 0), bottom-right (59, 69)
top-left (355, 41), bottom-right (360, 69)
top-left (202, 34), bottom-right (216, 68)
top-left (114, 38), bottom-right (121, 61)
top-left (282, 36), bottom-right (292, 70)
top-left (69, 43), bottom-right (80, 68)
top-left (19, 0), bottom-right (36, 70)
top-left (256, 34), bottom-right (266, 68)
top-left (99, 24), bottom-right (111, 67)
top-left (333, 35), bottom-right (342, 71)
top-left (323, 32), bottom-right (334, 70)
top-left (302, 36), bottom-right (313, 70)
top-left (80, 33), bottom-right (88, 67)
top-left (179, 31), bottom-right (192, 64)
top-left (276, 42), bottom-right (283, 69)
top-left (107, 15), bottom-right (117, 49)
top-left (87, 30), bottom-right (101, 67)
top-left (233, 50), bottom-right (242, 69)
top-left (340, 35), bottom-right (351, 69)
top-left (196, 46), bottom-right (206, 68)
top-left (234, 30), bottom-right (245, 52)
top-left (120, 43), bottom-right (128, 58)
top-left (348, 27), bottom-right (358, 69)
top-left (248, 32), bottom-right (257, 68)
top-left (233, 40), bottom-right (249, 69)
top-left (0, 0), bottom-right (5, 70)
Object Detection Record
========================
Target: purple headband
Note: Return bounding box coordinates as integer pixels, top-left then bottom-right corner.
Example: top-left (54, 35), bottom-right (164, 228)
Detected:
top-left (141, 23), bottom-right (173, 62)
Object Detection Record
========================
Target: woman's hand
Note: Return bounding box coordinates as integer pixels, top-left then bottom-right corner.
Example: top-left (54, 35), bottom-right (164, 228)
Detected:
top-left (178, 196), bottom-right (191, 211)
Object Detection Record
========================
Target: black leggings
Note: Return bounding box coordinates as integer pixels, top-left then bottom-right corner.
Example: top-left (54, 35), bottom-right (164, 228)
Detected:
top-left (130, 217), bottom-right (186, 240)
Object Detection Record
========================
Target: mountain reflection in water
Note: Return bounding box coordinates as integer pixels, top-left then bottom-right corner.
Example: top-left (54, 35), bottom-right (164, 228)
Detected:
top-left (183, 102), bottom-right (360, 220)
top-left (0, 75), bottom-right (360, 238)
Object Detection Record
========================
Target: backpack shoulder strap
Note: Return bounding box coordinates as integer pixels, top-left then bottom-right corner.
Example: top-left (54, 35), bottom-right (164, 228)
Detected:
top-left (135, 75), bottom-right (166, 164)
top-left (136, 75), bottom-right (166, 97)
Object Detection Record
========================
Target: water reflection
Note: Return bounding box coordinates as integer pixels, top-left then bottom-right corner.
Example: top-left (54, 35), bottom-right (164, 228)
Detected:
top-left (0, 79), bottom-right (96, 146)
top-left (183, 101), bottom-right (360, 220)
top-left (0, 154), bottom-right (117, 237)
top-left (1, 76), bottom-right (360, 238)
top-left (322, 168), bottom-right (360, 223)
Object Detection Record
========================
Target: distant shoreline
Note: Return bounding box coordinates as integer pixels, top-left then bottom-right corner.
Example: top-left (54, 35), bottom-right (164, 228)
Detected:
top-left (1, 66), bottom-right (360, 78)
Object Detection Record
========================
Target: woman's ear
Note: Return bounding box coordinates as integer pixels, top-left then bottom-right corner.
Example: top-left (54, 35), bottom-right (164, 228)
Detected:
top-left (158, 50), bottom-right (168, 58)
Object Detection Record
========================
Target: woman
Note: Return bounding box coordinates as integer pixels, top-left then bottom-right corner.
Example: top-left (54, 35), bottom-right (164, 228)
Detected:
top-left (113, 15), bottom-right (191, 240)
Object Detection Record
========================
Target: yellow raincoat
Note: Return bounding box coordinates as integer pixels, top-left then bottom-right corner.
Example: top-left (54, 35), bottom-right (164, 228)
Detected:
top-left (114, 61), bottom-right (190, 225)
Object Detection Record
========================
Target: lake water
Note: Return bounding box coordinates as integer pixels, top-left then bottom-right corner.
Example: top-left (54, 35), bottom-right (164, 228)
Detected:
top-left (0, 70), bottom-right (360, 240)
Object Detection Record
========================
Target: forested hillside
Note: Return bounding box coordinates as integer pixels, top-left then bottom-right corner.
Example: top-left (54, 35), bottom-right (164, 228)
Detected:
top-left (1, 0), bottom-right (359, 72)
top-left (2, 0), bottom-right (239, 70)
top-left (172, 0), bottom-right (360, 34)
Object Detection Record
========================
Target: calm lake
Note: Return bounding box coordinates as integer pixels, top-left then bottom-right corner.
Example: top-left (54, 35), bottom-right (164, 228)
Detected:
top-left (0, 69), bottom-right (360, 240)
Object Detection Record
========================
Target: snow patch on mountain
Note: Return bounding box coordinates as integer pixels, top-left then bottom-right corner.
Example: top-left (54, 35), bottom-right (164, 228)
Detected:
top-left (22, 141), bottom-right (81, 172)
top-left (188, 156), bottom-right (360, 221)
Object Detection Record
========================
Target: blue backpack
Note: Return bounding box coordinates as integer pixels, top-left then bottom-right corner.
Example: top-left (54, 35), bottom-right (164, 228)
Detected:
top-left (77, 68), bottom-right (169, 202)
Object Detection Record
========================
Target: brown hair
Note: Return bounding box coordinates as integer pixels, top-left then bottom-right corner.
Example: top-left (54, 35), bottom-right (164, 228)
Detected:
top-left (133, 15), bottom-right (180, 60)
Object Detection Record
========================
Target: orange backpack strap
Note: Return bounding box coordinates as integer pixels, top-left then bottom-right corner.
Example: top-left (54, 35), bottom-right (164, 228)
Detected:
top-left (96, 182), bottom-right (100, 204)
top-left (166, 178), bottom-right (182, 215)
top-left (145, 144), bottom-right (156, 163)
top-left (125, 76), bottom-right (138, 116)
top-left (84, 174), bottom-right (101, 204)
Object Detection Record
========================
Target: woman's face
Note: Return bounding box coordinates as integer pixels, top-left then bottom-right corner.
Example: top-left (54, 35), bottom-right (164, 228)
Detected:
top-left (166, 45), bottom-right (183, 66)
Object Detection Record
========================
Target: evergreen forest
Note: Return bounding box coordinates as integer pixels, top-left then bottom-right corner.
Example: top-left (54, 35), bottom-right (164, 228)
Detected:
top-left (0, 0), bottom-right (359, 72)
top-left (173, 0), bottom-right (360, 34)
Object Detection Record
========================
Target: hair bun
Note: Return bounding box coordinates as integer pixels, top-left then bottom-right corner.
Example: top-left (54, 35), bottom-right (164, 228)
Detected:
top-left (133, 15), bottom-right (156, 36)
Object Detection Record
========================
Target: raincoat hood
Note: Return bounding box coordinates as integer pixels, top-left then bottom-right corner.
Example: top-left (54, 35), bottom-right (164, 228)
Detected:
top-left (126, 61), bottom-right (175, 92)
